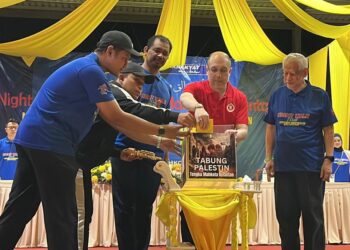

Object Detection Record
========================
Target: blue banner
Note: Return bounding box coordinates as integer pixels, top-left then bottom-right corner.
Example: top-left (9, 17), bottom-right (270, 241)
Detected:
top-left (0, 53), bottom-right (283, 178)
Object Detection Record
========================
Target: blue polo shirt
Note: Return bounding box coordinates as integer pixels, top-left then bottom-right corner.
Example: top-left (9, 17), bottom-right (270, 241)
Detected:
top-left (14, 53), bottom-right (115, 156)
top-left (332, 150), bottom-right (350, 182)
top-left (0, 137), bottom-right (18, 180)
top-left (115, 72), bottom-right (172, 157)
top-left (264, 81), bottom-right (337, 172)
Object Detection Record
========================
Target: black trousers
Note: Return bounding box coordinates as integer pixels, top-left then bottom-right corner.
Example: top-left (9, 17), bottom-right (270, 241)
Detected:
top-left (274, 172), bottom-right (325, 250)
top-left (111, 156), bottom-right (161, 250)
top-left (0, 145), bottom-right (79, 250)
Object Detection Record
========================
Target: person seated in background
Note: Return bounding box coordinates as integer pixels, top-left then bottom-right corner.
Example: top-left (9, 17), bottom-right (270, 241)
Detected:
top-left (332, 133), bottom-right (350, 182)
top-left (0, 118), bottom-right (19, 180)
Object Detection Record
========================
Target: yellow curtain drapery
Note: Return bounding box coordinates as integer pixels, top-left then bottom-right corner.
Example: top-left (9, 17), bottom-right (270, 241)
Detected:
top-left (294, 0), bottom-right (350, 15)
top-left (271, 0), bottom-right (350, 39)
top-left (0, 0), bottom-right (24, 8)
top-left (156, 0), bottom-right (191, 70)
top-left (213, 0), bottom-right (285, 65)
top-left (329, 38), bottom-right (350, 149)
top-left (308, 46), bottom-right (328, 90)
top-left (0, 0), bottom-right (118, 66)
top-left (156, 189), bottom-right (257, 250)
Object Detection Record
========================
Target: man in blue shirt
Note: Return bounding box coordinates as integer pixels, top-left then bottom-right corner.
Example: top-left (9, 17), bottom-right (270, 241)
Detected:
top-left (0, 31), bottom-right (185, 250)
top-left (264, 53), bottom-right (337, 250)
top-left (0, 118), bottom-right (19, 180)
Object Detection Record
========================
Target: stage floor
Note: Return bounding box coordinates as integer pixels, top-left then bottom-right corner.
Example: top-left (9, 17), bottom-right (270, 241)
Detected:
top-left (15, 245), bottom-right (350, 250)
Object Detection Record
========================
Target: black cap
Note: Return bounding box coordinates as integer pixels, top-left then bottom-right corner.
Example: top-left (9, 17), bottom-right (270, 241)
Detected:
top-left (121, 62), bottom-right (155, 84)
top-left (97, 31), bottom-right (141, 57)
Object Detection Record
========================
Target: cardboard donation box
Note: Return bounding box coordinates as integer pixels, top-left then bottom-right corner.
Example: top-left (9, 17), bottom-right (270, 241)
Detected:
top-left (183, 124), bottom-right (237, 189)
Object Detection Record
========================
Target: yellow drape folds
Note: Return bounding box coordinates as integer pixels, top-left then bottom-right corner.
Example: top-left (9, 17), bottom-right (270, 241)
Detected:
top-left (156, 189), bottom-right (257, 250)
top-left (0, 0), bottom-right (24, 8)
top-left (0, 0), bottom-right (118, 66)
top-left (294, 0), bottom-right (350, 15)
top-left (213, 0), bottom-right (285, 65)
top-left (329, 37), bottom-right (350, 149)
top-left (308, 46), bottom-right (328, 90)
top-left (271, 0), bottom-right (350, 39)
top-left (156, 0), bottom-right (191, 70)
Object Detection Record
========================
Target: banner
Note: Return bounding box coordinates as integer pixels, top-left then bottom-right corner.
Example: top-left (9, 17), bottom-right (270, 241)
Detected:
top-left (0, 55), bottom-right (33, 131)
top-left (0, 53), bottom-right (283, 178)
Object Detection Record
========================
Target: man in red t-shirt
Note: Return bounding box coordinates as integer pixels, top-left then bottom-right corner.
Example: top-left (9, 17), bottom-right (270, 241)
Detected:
top-left (180, 51), bottom-right (248, 142)
top-left (179, 51), bottom-right (249, 244)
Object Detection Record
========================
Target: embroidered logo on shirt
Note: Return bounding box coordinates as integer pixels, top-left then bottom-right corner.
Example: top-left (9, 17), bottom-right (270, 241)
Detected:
top-left (226, 103), bottom-right (235, 112)
top-left (98, 84), bottom-right (109, 95)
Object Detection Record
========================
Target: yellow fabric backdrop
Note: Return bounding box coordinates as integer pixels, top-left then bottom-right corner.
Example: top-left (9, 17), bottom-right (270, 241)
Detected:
top-left (156, 0), bottom-right (191, 70)
top-left (329, 37), bottom-right (350, 149)
top-left (308, 46), bottom-right (328, 90)
top-left (0, 0), bottom-right (348, 147)
top-left (213, 0), bottom-right (285, 65)
top-left (0, 0), bottom-right (24, 8)
top-left (0, 0), bottom-right (118, 66)
top-left (294, 0), bottom-right (350, 14)
top-left (271, 0), bottom-right (350, 39)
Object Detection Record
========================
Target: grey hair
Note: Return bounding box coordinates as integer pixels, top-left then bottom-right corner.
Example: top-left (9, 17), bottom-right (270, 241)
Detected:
top-left (282, 53), bottom-right (308, 71)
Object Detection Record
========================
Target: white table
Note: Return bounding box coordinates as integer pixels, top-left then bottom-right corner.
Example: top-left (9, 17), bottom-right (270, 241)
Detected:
top-left (0, 181), bottom-right (349, 247)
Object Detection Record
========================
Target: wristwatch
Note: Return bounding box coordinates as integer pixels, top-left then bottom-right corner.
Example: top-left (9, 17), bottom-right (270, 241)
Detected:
top-left (324, 156), bottom-right (334, 162)
top-left (158, 125), bottom-right (165, 136)
top-left (194, 103), bottom-right (204, 110)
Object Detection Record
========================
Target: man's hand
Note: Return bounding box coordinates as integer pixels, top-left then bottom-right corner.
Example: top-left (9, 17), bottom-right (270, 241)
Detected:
top-left (194, 107), bottom-right (209, 129)
top-left (265, 160), bottom-right (275, 181)
top-left (159, 138), bottom-right (182, 155)
top-left (225, 129), bottom-right (238, 137)
top-left (225, 125), bottom-right (248, 144)
top-left (320, 159), bottom-right (332, 182)
top-left (163, 124), bottom-right (189, 138)
top-left (177, 113), bottom-right (195, 127)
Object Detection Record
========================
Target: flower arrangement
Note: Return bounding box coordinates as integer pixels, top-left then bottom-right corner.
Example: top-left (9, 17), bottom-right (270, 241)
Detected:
top-left (89, 160), bottom-right (183, 186)
top-left (91, 161), bottom-right (112, 184)
top-left (168, 161), bottom-right (183, 186)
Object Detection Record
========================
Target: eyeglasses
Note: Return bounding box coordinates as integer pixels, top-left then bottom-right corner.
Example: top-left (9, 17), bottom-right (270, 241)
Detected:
top-left (6, 126), bottom-right (18, 130)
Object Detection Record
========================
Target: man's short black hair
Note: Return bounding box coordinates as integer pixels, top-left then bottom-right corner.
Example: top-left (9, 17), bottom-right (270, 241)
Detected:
top-left (146, 35), bottom-right (172, 53)
top-left (6, 118), bottom-right (19, 126)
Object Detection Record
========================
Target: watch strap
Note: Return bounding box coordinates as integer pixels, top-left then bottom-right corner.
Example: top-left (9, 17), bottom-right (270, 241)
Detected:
top-left (324, 156), bottom-right (334, 162)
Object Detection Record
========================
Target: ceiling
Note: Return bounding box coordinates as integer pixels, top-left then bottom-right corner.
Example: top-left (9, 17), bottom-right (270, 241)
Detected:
top-left (1, 0), bottom-right (350, 30)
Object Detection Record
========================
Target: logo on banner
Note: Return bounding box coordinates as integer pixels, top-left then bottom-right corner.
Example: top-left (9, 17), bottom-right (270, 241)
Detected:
top-left (226, 103), bottom-right (235, 112)
top-left (174, 64), bottom-right (203, 74)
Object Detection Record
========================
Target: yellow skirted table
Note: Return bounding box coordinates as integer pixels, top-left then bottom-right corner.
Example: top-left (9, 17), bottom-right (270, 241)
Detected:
top-left (156, 189), bottom-right (257, 250)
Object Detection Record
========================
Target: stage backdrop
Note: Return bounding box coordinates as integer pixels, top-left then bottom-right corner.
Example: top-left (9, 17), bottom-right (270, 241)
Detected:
top-left (0, 53), bottom-right (283, 178)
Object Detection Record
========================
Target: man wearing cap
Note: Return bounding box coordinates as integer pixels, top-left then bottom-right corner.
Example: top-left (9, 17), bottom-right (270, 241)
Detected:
top-left (113, 35), bottom-right (180, 250)
top-left (0, 31), bottom-right (186, 250)
top-left (75, 61), bottom-right (194, 250)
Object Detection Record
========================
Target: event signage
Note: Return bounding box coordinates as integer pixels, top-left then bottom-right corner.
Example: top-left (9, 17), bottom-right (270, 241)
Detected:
top-left (184, 125), bottom-right (237, 188)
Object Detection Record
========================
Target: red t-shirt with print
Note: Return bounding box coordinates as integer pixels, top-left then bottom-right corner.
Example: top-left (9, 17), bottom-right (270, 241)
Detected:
top-left (183, 80), bottom-right (248, 125)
